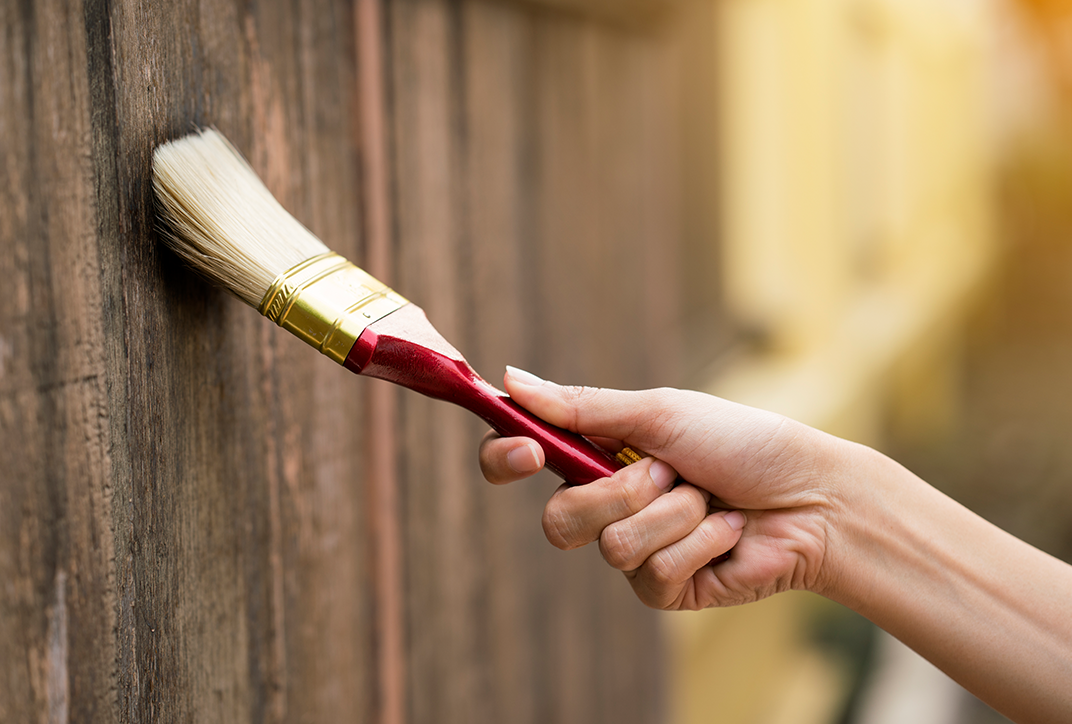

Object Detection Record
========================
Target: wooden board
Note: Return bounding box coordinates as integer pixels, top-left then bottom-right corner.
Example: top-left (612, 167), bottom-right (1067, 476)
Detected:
top-left (0, 0), bottom-right (700, 721)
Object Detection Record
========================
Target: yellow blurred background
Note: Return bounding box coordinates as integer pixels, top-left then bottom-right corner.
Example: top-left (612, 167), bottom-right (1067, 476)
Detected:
top-left (666, 0), bottom-right (1072, 722)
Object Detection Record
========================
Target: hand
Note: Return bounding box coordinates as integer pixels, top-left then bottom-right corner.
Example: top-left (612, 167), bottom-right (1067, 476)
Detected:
top-left (482, 369), bottom-right (1072, 722)
top-left (479, 367), bottom-right (845, 610)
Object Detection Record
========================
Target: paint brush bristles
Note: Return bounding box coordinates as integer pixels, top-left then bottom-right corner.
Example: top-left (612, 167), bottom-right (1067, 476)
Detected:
top-left (151, 127), bottom-right (626, 487)
top-left (152, 129), bottom-right (328, 307)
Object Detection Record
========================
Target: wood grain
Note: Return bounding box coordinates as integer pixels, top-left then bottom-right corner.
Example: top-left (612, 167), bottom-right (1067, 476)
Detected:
top-left (0, 0), bottom-right (703, 721)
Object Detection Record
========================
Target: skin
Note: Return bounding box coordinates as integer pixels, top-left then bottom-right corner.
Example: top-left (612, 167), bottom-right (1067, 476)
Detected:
top-left (479, 367), bottom-right (1072, 724)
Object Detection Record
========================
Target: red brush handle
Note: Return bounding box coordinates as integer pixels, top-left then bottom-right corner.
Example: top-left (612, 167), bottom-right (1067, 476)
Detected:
top-left (344, 306), bottom-right (732, 564)
top-left (344, 306), bottom-right (620, 485)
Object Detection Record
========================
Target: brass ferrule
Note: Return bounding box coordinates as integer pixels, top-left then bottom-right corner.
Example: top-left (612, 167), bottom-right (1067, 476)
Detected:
top-left (615, 447), bottom-right (644, 467)
top-left (258, 252), bottom-right (408, 365)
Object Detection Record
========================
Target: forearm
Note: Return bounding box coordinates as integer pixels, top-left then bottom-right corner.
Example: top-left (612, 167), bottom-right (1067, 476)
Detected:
top-left (818, 442), bottom-right (1072, 723)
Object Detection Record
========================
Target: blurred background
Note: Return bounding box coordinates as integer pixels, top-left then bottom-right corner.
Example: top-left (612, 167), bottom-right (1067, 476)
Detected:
top-left (666, 0), bottom-right (1072, 722)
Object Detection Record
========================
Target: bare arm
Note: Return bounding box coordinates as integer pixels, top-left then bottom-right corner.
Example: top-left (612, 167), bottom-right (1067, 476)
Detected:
top-left (480, 368), bottom-right (1072, 724)
top-left (819, 444), bottom-right (1072, 723)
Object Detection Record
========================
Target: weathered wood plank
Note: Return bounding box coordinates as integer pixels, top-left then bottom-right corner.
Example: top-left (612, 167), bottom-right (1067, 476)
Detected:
top-left (527, 19), bottom-right (607, 724)
top-left (0, 2), bottom-right (117, 722)
top-left (459, 5), bottom-right (542, 723)
top-left (1, 0), bottom-right (695, 722)
top-left (388, 3), bottom-right (492, 722)
top-left (4, 0), bottom-right (377, 720)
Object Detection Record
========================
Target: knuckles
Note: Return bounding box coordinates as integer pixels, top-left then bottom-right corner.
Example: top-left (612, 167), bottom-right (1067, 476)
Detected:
top-left (599, 522), bottom-right (643, 571)
top-left (642, 548), bottom-right (683, 590)
top-left (616, 471), bottom-right (654, 518)
top-left (599, 487), bottom-right (709, 571)
top-left (542, 503), bottom-right (585, 550)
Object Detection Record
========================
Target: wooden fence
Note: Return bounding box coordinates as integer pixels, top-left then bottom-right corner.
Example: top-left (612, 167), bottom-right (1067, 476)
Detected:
top-left (0, 1), bottom-right (712, 721)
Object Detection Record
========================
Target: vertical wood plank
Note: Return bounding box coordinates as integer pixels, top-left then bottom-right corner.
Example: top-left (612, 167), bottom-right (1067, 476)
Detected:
top-left (107, 3), bottom-right (260, 718)
top-left (0, 1), bottom-right (116, 721)
top-left (388, 3), bottom-right (493, 722)
top-left (531, 17), bottom-right (612, 724)
top-left (355, 1), bottom-right (407, 722)
top-left (459, 5), bottom-right (540, 724)
top-left (104, 0), bottom-right (374, 720)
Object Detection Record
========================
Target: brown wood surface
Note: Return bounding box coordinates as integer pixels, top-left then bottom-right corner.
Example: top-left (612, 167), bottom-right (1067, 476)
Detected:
top-left (0, 1), bottom-right (706, 722)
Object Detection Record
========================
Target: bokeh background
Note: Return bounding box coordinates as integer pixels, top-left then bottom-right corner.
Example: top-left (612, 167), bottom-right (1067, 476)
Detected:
top-left (672, 0), bottom-right (1072, 722)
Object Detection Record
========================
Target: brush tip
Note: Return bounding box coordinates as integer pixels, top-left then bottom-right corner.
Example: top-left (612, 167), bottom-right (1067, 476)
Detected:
top-left (152, 128), bottom-right (328, 307)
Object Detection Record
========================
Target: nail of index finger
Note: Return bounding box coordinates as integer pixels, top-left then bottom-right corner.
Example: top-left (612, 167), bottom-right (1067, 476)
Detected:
top-left (479, 435), bottom-right (545, 484)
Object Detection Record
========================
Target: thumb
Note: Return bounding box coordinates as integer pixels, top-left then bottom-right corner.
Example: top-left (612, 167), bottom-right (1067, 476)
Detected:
top-left (503, 366), bottom-right (672, 447)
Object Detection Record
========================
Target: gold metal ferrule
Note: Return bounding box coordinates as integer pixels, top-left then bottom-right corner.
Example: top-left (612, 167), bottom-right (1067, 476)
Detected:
top-left (615, 447), bottom-right (643, 467)
top-left (258, 252), bottom-right (408, 364)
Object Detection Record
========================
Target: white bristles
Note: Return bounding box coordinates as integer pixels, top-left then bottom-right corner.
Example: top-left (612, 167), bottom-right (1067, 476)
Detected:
top-left (152, 129), bottom-right (329, 307)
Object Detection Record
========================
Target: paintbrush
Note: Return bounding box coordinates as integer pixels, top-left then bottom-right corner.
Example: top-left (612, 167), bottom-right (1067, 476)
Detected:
top-left (151, 128), bottom-right (634, 485)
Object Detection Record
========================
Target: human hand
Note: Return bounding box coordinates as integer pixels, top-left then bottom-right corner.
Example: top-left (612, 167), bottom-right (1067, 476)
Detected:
top-left (480, 367), bottom-right (845, 610)
top-left (486, 369), bottom-right (1072, 722)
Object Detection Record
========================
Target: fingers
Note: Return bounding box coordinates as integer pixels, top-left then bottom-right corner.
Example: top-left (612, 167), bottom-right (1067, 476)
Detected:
top-left (598, 483), bottom-right (710, 571)
top-left (479, 430), bottom-right (545, 485)
top-left (541, 457), bottom-right (679, 550)
top-left (503, 366), bottom-right (687, 448)
top-left (625, 510), bottom-right (746, 610)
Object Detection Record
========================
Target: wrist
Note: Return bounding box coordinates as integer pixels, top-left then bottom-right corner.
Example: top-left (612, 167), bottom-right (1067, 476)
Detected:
top-left (763, 426), bottom-right (874, 596)
top-left (806, 438), bottom-right (923, 601)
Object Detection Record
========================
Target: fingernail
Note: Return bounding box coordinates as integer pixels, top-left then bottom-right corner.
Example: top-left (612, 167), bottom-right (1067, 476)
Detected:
top-left (723, 511), bottom-right (746, 531)
top-left (507, 443), bottom-right (541, 474)
top-left (648, 459), bottom-right (677, 490)
top-left (506, 365), bottom-right (545, 386)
